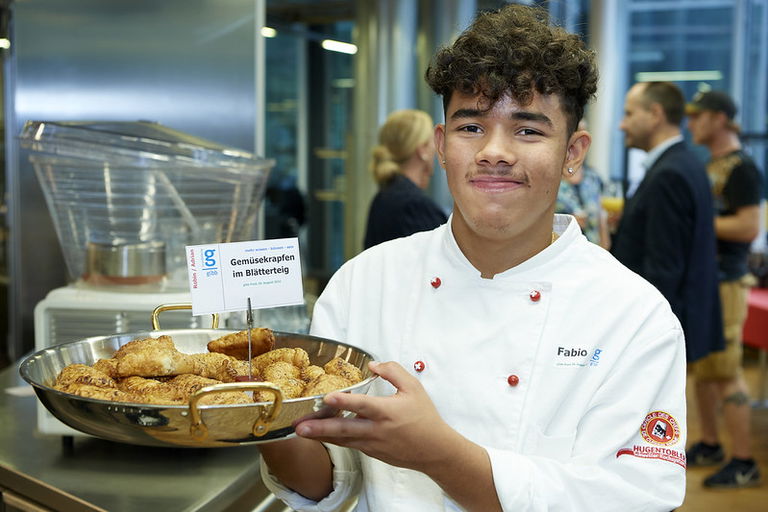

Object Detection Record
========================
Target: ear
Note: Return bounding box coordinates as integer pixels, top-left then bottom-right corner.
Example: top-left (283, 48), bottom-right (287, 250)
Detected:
top-left (714, 111), bottom-right (730, 128)
top-left (434, 124), bottom-right (447, 168)
top-left (648, 102), bottom-right (666, 125)
top-left (417, 140), bottom-right (431, 162)
top-left (562, 129), bottom-right (591, 178)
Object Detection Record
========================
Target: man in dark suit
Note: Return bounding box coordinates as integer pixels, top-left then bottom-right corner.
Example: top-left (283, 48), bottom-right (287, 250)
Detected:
top-left (612, 81), bottom-right (724, 363)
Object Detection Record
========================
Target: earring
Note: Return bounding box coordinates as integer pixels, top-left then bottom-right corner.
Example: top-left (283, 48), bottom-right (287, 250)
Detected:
top-left (442, 159), bottom-right (446, 165)
top-left (567, 167), bottom-right (575, 175)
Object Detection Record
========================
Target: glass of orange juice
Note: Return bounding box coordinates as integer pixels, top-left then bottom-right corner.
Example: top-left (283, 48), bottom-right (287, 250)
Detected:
top-left (600, 182), bottom-right (624, 214)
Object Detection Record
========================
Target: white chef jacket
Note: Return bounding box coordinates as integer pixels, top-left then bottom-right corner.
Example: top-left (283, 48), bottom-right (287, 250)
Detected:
top-left (262, 214), bottom-right (687, 511)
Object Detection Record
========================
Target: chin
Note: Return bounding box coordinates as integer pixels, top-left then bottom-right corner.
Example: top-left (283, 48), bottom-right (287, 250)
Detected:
top-left (466, 215), bottom-right (520, 239)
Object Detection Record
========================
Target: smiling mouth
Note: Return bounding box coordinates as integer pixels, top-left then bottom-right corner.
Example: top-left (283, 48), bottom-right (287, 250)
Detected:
top-left (469, 173), bottom-right (528, 191)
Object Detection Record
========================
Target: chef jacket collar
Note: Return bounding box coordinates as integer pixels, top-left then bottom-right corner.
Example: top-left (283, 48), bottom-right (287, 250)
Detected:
top-left (442, 213), bottom-right (578, 280)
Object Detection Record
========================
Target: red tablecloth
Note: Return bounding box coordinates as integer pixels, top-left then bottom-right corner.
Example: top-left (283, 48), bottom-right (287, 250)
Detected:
top-left (743, 288), bottom-right (768, 350)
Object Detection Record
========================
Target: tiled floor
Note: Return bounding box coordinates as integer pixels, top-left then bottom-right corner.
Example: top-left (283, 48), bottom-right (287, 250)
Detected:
top-left (680, 348), bottom-right (768, 511)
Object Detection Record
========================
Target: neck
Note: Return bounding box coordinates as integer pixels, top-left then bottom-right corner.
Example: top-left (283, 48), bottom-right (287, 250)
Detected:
top-left (647, 126), bottom-right (681, 152)
top-left (400, 154), bottom-right (428, 189)
top-left (708, 130), bottom-right (741, 159)
top-left (451, 214), bottom-right (555, 278)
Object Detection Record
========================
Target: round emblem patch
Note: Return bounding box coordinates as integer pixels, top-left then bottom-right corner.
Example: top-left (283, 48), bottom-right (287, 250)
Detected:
top-left (640, 411), bottom-right (680, 446)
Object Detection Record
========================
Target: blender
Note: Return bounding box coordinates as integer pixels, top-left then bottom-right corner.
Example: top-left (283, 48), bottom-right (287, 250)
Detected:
top-left (20, 121), bottom-right (273, 435)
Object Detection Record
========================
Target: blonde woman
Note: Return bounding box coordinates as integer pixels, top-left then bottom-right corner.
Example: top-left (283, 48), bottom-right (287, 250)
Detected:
top-left (363, 109), bottom-right (447, 249)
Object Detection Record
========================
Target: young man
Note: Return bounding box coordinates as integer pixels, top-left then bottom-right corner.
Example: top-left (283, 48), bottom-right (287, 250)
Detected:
top-left (686, 90), bottom-right (763, 488)
top-left (260, 6), bottom-right (687, 510)
top-left (612, 81), bottom-right (724, 364)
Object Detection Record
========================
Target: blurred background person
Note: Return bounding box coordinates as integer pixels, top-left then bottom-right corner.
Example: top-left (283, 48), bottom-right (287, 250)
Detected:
top-left (363, 109), bottom-right (448, 249)
top-left (265, 177), bottom-right (307, 240)
top-left (555, 119), bottom-right (610, 249)
top-left (685, 90), bottom-right (763, 488)
top-left (612, 81), bottom-right (724, 365)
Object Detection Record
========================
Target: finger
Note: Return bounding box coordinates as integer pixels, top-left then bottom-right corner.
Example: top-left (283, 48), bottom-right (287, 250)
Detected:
top-left (368, 361), bottom-right (421, 392)
top-left (323, 391), bottom-right (388, 420)
top-left (295, 415), bottom-right (374, 442)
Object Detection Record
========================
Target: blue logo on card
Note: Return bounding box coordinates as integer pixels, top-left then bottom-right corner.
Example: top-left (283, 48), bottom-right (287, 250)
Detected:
top-left (203, 249), bottom-right (218, 270)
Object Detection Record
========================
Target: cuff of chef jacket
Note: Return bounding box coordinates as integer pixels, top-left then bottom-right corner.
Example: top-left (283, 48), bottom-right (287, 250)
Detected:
top-left (260, 443), bottom-right (360, 512)
top-left (485, 446), bottom-right (537, 508)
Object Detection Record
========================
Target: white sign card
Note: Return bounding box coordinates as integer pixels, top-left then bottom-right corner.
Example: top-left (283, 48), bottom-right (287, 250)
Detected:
top-left (186, 237), bottom-right (304, 316)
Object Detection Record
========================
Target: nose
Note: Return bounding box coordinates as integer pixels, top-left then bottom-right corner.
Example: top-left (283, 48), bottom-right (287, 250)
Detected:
top-left (475, 127), bottom-right (516, 167)
top-left (619, 118), bottom-right (627, 132)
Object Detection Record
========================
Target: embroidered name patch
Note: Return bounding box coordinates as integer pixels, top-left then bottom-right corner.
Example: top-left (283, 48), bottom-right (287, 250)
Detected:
top-left (640, 411), bottom-right (680, 446)
top-left (616, 445), bottom-right (687, 468)
top-left (554, 347), bottom-right (603, 368)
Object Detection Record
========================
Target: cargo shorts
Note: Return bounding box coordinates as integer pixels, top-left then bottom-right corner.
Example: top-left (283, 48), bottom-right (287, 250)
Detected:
top-left (691, 275), bottom-right (753, 380)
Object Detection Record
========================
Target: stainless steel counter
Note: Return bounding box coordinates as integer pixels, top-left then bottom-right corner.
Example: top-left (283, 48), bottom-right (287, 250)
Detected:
top-left (0, 362), bottom-right (282, 511)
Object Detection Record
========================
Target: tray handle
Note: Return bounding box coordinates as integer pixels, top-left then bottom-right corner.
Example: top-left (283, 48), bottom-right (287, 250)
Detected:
top-left (151, 303), bottom-right (219, 330)
top-left (188, 382), bottom-right (284, 440)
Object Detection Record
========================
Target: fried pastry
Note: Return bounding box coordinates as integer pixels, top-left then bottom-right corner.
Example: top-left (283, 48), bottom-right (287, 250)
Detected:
top-left (52, 330), bottom-right (366, 407)
top-left (200, 391), bottom-right (252, 405)
top-left (324, 357), bottom-right (363, 383)
top-left (58, 383), bottom-right (132, 402)
top-left (191, 352), bottom-right (238, 382)
top-left (166, 374), bottom-right (251, 405)
top-left (114, 335), bottom-right (175, 359)
top-left (300, 365), bottom-right (324, 382)
top-left (115, 342), bottom-right (196, 378)
top-left (92, 358), bottom-right (119, 378)
top-left (207, 328), bottom-right (275, 360)
top-left (255, 377), bottom-right (305, 402)
top-left (262, 361), bottom-right (300, 381)
top-left (302, 374), bottom-right (352, 397)
top-left (117, 376), bottom-right (184, 405)
top-left (229, 359), bottom-right (262, 380)
top-left (55, 364), bottom-right (116, 390)
top-left (252, 347), bottom-right (310, 372)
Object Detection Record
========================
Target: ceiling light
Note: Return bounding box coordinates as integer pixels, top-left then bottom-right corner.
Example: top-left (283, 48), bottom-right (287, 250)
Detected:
top-left (635, 70), bottom-right (723, 82)
top-left (260, 27), bottom-right (277, 38)
top-left (321, 39), bottom-right (357, 55)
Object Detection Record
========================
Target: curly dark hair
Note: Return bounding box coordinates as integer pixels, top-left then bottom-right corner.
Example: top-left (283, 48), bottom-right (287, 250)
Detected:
top-left (425, 4), bottom-right (598, 134)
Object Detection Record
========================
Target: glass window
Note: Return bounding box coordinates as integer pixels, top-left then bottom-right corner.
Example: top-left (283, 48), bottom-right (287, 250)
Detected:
top-left (264, 1), bottom-right (355, 290)
top-left (621, 0), bottom-right (767, 191)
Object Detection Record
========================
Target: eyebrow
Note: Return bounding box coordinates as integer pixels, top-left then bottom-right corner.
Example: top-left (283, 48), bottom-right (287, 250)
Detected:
top-left (450, 108), bottom-right (554, 128)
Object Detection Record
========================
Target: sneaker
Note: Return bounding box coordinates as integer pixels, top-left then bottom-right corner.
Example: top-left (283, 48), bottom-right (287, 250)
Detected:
top-left (686, 442), bottom-right (725, 466)
top-left (703, 459), bottom-right (761, 488)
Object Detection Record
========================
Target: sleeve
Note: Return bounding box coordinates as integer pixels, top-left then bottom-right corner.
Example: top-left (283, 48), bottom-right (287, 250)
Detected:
top-left (260, 444), bottom-right (362, 512)
top-left (641, 170), bottom-right (694, 309)
top-left (486, 308), bottom-right (687, 511)
top-left (259, 267), bottom-right (363, 510)
top-left (723, 159), bottom-right (763, 211)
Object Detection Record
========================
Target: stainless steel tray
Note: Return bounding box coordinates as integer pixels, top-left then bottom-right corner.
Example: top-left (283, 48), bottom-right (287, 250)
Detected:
top-left (19, 326), bottom-right (377, 448)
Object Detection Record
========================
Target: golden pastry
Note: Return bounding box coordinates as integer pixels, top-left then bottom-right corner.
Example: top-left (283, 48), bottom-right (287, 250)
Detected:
top-left (117, 376), bottom-right (184, 405)
top-left (324, 357), bottom-right (363, 383)
top-left (252, 347), bottom-right (309, 372)
top-left (55, 364), bottom-right (116, 390)
top-left (207, 328), bottom-right (275, 360)
top-left (302, 374), bottom-right (353, 397)
top-left (300, 365), bottom-right (325, 382)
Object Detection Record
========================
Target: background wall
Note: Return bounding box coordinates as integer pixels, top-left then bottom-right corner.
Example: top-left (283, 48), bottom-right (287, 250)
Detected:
top-left (3, 0), bottom-right (265, 360)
